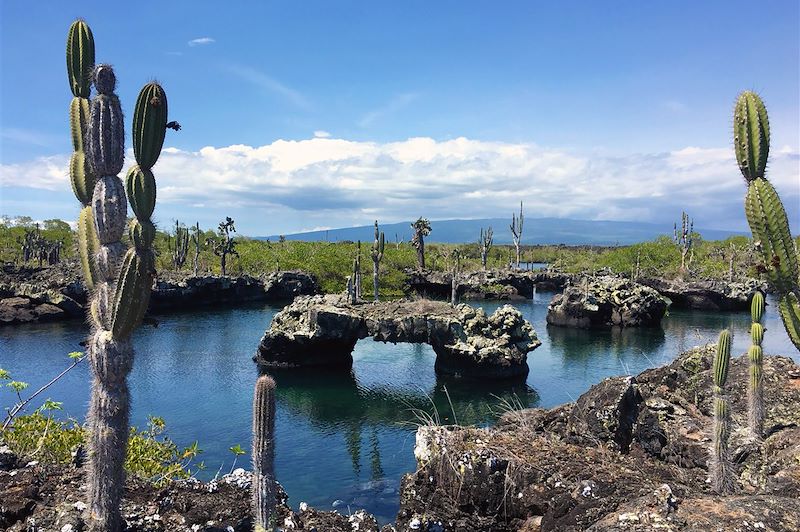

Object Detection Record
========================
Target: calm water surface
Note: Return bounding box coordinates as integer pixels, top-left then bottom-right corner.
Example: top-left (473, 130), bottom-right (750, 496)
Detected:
top-left (1, 293), bottom-right (796, 523)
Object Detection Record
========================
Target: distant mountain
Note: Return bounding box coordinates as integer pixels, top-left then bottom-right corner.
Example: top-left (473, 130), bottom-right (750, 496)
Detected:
top-left (257, 218), bottom-right (748, 246)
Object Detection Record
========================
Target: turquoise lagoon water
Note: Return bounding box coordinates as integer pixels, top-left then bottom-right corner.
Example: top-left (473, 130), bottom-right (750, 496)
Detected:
top-left (1, 294), bottom-right (796, 523)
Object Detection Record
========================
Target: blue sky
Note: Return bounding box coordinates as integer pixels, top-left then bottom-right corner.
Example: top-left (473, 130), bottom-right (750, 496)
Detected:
top-left (1, 1), bottom-right (798, 236)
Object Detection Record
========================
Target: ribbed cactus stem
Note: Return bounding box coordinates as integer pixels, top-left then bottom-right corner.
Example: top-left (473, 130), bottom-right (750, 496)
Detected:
top-left (734, 91), bottom-right (770, 183)
top-left (67, 19), bottom-right (94, 99)
top-left (748, 291), bottom-right (765, 438)
top-left (252, 374), bottom-right (277, 532)
top-left (711, 329), bottom-right (733, 494)
top-left (85, 61), bottom-right (132, 532)
top-left (87, 331), bottom-right (132, 532)
top-left (734, 91), bottom-right (800, 352)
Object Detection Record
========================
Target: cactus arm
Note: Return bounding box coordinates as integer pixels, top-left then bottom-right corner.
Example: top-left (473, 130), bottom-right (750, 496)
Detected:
top-left (66, 20), bottom-right (94, 98)
top-left (748, 291), bottom-right (765, 438)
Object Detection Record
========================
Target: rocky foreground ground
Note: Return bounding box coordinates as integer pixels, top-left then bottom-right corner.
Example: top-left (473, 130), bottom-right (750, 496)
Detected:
top-left (3, 346), bottom-right (798, 531)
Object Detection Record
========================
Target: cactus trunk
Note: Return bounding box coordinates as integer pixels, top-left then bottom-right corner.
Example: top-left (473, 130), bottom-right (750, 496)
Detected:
top-left (252, 375), bottom-right (276, 532)
top-left (87, 332), bottom-right (132, 532)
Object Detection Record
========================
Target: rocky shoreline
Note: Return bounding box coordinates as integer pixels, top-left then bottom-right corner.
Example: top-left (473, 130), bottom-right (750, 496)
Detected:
top-left (405, 269), bottom-right (766, 311)
top-left (3, 347), bottom-right (797, 531)
top-left (0, 262), bottom-right (319, 325)
top-left (256, 294), bottom-right (541, 379)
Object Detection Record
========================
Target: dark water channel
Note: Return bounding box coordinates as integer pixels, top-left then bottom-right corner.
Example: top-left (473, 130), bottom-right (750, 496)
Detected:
top-left (1, 293), bottom-right (795, 523)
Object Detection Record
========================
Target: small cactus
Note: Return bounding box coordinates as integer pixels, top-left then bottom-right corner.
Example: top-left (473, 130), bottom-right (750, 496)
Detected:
top-left (673, 211), bottom-right (694, 276)
top-left (371, 221), bottom-right (385, 302)
top-left (711, 329), bottom-right (734, 494)
top-left (252, 374), bottom-right (277, 532)
top-left (479, 226), bottom-right (493, 270)
top-left (734, 91), bottom-right (800, 352)
top-left (748, 291), bottom-right (765, 438)
top-left (510, 202), bottom-right (524, 269)
top-left (410, 218), bottom-right (431, 270)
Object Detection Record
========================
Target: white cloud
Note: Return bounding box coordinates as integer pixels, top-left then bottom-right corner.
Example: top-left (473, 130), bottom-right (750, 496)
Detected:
top-left (1, 137), bottom-right (797, 233)
top-left (314, 130), bottom-right (331, 138)
top-left (188, 37), bottom-right (215, 46)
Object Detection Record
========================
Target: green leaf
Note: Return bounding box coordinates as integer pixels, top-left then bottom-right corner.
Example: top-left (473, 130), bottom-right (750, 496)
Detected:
top-left (229, 443), bottom-right (245, 456)
top-left (68, 351), bottom-right (84, 360)
top-left (0, 368), bottom-right (10, 380)
top-left (8, 381), bottom-right (29, 393)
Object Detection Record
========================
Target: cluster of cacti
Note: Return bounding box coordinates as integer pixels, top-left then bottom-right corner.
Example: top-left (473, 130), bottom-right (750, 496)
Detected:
top-left (510, 202), bottom-right (524, 269)
top-left (734, 91), bottom-right (800, 352)
top-left (410, 217), bottom-right (431, 270)
top-left (479, 226), bottom-right (493, 270)
top-left (207, 217), bottom-right (238, 276)
top-left (673, 211), bottom-right (694, 275)
top-left (371, 221), bottom-right (385, 302)
top-left (66, 19), bottom-right (176, 531)
top-left (171, 220), bottom-right (190, 271)
top-left (191, 222), bottom-right (202, 276)
top-left (710, 329), bottom-right (733, 494)
top-left (748, 291), bottom-right (765, 438)
top-left (252, 374), bottom-right (277, 532)
top-left (17, 226), bottom-right (63, 266)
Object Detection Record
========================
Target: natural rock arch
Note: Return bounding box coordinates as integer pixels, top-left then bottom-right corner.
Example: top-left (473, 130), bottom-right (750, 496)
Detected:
top-left (255, 295), bottom-right (541, 379)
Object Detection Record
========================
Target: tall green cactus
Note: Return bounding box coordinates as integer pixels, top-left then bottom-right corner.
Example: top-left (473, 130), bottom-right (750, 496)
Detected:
top-left (748, 291), bottom-right (765, 438)
top-left (371, 220), bottom-right (385, 302)
top-left (711, 329), bottom-right (733, 494)
top-left (67, 20), bottom-right (100, 290)
top-left (734, 91), bottom-right (800, 352)
top-left (67, 20), bottom-right (174, 532)
top-left (252, 374), bottom-right (277, 532)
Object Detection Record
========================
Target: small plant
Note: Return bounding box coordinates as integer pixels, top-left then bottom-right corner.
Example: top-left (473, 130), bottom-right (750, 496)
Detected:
top-left (411, 217), bottom-right (432, 270)
top-left (748, 291), bottom-right (765, 438)
top-left (510, 202), bottom-right (524, 269)
top-left (2, 351), bottom-right (85, 430)
top-left (674, 211), bottom-right (694, 276)
top-left (371, 220), bottom-right (385, 302)
top-left (228, 443), bottom-right (246, 473)
top-left (252, 375), bottom-right (277, 532)
top-left (711, 329), bottom-right (733, 494)
top-left (733, 91), bottom-right (800, 352)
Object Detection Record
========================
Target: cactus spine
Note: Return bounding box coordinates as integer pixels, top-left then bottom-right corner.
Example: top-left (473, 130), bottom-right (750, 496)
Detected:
top-left (748, 291), bottom-right (765, 438)
top-left (252, 374), bottom-right (277, 532)
top-left (479, 226), bottom-right (493, 270)
top-left (734, 91), bottom-right (800, 352)
top-left (67, 20), bottom-right (100, 290)
top-left (371, 221), bottom-right (385, 302)
top-left (711, 329), bottom-right (733, 494)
